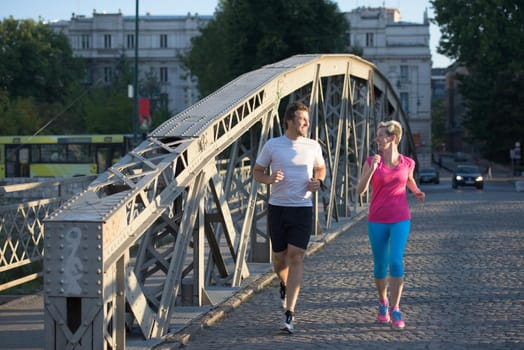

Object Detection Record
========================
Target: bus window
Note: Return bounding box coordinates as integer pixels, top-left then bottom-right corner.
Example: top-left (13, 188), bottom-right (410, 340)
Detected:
top-left (19, 147), bottom-right (30, 177)
top-left (67, 144), bottom-right (90, 162)
top-left (4, 146), bottom-right (30, 177)
top-left (0, 144), bottom-right (4, 178)
top-left (35, 144), bottom-right (67, 162)
top-left (112, 148), bottom-right (122, 165)
top-left (5, 146), bottom-right (18, 177)
top-left (96, 147), bottom-right (111, 173)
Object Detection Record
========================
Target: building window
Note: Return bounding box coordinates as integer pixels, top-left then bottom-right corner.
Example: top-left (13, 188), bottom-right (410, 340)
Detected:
top-left (160, 34), bottom-right (168, 48)
top-left (400, 92), bottom-right (409, 115)
top-left (400, 65), bottom-right (409, 82)
top-left (365, 32), bottom-right (374, 47)
top-left (81, 34), bottom-right (90, 49)
top-left (104, 34), bottom-right (112, 49)
top-left (160, 67), bottom-right (168, 82)
top-left (127, 34), bottom-right (135, 49)
top-left (104, 67), bottom-right (113, 83)
top-left (159, 93), bottom-right (169, 109)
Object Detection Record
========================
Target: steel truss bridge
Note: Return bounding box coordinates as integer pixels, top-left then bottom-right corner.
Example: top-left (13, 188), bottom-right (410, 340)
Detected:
top-left (37, 54), bottom-right (417, 349)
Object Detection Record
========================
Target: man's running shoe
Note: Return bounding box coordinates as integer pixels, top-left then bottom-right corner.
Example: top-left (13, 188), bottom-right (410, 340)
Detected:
top-left (376, 300), bottom-right (390, 324)
top-left (281, 310), bottom-right (294, 334)
top-left (390, 307), bottom-right (405, 329)
top-left (279, 281), bottom-right (286, 309)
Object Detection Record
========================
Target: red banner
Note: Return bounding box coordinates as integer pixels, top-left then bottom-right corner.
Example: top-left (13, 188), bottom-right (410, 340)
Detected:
top-left (139, 98), bottom-right (151, 130)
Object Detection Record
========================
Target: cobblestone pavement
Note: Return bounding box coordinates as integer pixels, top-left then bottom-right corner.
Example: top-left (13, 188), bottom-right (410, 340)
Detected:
top-left (158, 180), bottom-right (524, 349)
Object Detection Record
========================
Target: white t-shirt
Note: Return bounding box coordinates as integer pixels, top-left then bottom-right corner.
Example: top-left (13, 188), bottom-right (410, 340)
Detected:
top-left (255, 135), bottom-right (325, 207)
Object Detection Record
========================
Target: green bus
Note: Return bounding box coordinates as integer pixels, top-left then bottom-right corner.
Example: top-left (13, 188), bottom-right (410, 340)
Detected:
top-left (0, 134), bottom-right (134, 178)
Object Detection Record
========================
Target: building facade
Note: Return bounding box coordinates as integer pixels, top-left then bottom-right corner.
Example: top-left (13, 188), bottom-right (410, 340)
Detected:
top-left (431, 67), bottom-right (447, 153)
top-left (50, 8), bottom-right (432, 164)
top-left (345, 7), bottom-right (432, 165)
top-left (50, 10), bottom-right (211, 115)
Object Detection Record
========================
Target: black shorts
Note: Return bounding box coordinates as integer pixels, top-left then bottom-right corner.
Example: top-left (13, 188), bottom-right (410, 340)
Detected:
top-left (268, 204), bottom-right (313, 252)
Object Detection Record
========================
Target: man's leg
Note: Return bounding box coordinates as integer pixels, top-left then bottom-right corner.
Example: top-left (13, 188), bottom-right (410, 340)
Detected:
top-left (273, 249), bottom-right (288, 290)
top-left (268, 204), bottom-right (288, 304)
top-left (282, 244), bottom-right (306, 312)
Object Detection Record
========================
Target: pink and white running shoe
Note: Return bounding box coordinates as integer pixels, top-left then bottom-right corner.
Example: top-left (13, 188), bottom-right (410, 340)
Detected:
top-left (376, 301), bottom-right (391, 324)
top-left (390, 307), bottom-right (406, 329)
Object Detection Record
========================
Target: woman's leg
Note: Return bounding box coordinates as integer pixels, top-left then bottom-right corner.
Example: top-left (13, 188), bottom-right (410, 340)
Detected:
top-left (388, 220), bottom-right (410, 308)
top-left (368, 222), bottom-right (390, 301)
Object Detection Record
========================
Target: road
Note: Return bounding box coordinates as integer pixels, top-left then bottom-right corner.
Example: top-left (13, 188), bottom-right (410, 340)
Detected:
top-left (157, 177), bottom-right (524, 349)
top-left (0, 177), bottom-right (522, 350)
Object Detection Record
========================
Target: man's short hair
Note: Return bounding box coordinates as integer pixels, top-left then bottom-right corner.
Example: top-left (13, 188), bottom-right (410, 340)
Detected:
top-left (284, 101), bottom-right (309, 129)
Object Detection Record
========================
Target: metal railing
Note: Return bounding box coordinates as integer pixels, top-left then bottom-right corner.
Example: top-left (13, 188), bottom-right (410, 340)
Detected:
top-left (0, 176), bottom-right (95, 292)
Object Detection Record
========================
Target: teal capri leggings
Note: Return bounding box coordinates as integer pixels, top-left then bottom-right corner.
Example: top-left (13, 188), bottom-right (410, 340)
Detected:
top-left (368, 220), bottom-right (411, 279)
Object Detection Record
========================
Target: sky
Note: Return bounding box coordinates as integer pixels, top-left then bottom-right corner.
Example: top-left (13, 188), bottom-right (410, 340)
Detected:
top-left (0, 0), bottom-right (453, 68)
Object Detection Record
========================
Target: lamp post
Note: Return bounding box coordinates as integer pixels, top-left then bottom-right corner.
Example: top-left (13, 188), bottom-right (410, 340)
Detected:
top-left (133, 0), bottom-right (139, 145)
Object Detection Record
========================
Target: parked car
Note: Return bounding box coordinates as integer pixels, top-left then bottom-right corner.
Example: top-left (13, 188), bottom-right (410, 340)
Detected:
top-left (452, 165), bottom-right (484, 189)
top-left (418, 167), bottom-right (440, 184)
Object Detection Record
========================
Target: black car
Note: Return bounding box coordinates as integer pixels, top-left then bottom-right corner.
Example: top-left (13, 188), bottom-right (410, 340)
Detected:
top-left (418, 167), bottom-right (440, 184)
top-left (452, 165), bottom-right (484, 189)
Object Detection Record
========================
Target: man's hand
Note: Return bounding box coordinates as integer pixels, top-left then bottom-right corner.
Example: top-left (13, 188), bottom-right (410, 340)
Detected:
top-left (271, 169), bottom-right (284, 184)
top-left (307, 178), bottom-right (325, 192)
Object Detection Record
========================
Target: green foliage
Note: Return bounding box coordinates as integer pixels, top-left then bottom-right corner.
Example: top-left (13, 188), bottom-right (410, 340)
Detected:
top-left (0, 18), bottom-right (87, 136)
top-left (0, 95), bottom-right (41, 134)
top-left (431, 97), bottom-right (446, 150)
top-left (150, 106), bottom-right (173, 130)
top-left (79, 55), bottom-right (171, 134)
top-left (78, 54), bottom-right (135, 134)
top-left (0, 17), bottom-right (85, 103)
top-left (462, 70), bottom-right (524, 160)
top-left (182, 0), bottom-right (349, 97)
top-left (82, 87), bottom-right (133, 133)
top-left (431, 0), bottom-right (524, 162)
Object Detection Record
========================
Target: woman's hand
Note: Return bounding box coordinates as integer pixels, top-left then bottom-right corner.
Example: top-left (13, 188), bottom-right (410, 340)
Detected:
top-left (370, 154), bottom-right (381, 171)
top-left (414, 190), bottom-right (425, 202)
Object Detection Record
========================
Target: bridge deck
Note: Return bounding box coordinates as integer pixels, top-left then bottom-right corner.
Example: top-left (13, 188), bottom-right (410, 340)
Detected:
top-left (0, 213), bottom-right (362, 350)
top-left (0, 262), bottom-right (273, 350)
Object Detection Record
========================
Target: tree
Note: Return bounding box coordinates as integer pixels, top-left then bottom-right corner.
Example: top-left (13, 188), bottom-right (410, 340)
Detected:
top-left (0, 18), bottom-right (86, 135)
top-left (79, 55), bottom-right (173, 134)
top-left (182, 0), bottom-right (349, 97)
top-left (80, 54), bottom-right (135, 134)
top-left (82, 87), bottom-right (133, 133)
top-left (0, 17), bottom-right (85, 103)
top-left (431, 0), bottom-right (524, 161)
top-left (431, 97), bottom-right (446, 151)
top-left (0, 94), bottom-right (42, 135)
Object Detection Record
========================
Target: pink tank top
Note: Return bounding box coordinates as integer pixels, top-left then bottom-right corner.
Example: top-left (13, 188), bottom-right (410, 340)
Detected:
top-left (366, 154), bottom-right (415, 223)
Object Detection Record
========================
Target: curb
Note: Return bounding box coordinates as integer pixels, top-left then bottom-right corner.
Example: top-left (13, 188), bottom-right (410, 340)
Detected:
top-left (155, 209), bottom-right (368, 349)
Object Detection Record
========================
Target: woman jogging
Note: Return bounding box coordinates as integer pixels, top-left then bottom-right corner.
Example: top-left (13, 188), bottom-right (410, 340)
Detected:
top-left (356, 120), bottom-right (425, 330)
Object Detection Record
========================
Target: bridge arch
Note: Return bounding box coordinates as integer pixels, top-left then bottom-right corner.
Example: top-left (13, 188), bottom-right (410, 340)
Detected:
top-left (43, 54), bottom-right (416, 348)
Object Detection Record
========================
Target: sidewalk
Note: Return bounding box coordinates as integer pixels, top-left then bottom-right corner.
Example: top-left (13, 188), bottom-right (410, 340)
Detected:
top-left (2, 184), bottom-right (523, 349)
top-left (0, 210), bottom-right (368, 350)
top-left (161, 186), bottom-right (524, 349)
